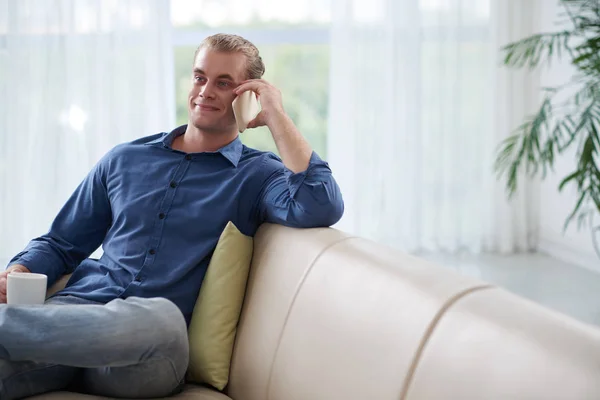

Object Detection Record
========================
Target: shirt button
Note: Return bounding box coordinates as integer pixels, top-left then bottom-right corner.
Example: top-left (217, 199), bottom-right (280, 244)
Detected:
top-left (134, 276), bottom-right (142, 282)
top-left (170, 181), bottom-right (177, 188)
top-left (185, 154), bottom-right (192, 161)
top-left (149, 249), bottom-right (156, 255)
top-left (158, 213), bottom-right (166, 219)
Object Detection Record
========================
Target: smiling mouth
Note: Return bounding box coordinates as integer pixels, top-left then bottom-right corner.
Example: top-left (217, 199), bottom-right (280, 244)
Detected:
top-left (194, 104), bottom-right (219, 111)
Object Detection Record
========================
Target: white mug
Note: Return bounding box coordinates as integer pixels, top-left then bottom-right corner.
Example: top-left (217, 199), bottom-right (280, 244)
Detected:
top-left (6, 272), bottom-right (48, 305)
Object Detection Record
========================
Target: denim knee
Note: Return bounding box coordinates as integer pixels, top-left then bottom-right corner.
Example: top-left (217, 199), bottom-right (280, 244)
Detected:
top-left (111, 297), bottom-right (189, 368)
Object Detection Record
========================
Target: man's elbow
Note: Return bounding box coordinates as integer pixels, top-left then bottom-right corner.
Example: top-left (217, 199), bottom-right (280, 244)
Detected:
top-left (322, 197), bottom-right (344, 227)
top-left (301, 196), bottom-right (344, 228)
top-left (287, 182), bottom-right (345, 228)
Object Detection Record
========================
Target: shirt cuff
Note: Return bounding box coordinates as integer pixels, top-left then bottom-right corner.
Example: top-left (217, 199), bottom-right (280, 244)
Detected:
top-left (287, 151), bottom-right (332, 198)
top-left (7, 250), bottom-right (61, 285)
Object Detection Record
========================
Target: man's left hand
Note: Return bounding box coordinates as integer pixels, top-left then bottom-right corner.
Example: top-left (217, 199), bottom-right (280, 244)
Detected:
top-left (233, 79), bottom-right (286, 129)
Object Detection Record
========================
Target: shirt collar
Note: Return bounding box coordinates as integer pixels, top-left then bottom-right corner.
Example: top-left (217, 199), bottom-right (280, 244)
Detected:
top-left (217, 136), bottom-right (243, 167)
top-left (146, 125), bottom-right (243, 167)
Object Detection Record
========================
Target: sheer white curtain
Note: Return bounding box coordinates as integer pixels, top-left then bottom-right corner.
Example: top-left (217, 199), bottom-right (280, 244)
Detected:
top-left (327, 0), bottom-right (540, 254)
top-left (0, 0), bottom-right (174, 265)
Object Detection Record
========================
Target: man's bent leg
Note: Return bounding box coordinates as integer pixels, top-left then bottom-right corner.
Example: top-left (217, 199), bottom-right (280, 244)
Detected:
top-left (80, 297), bottom-right (189, 398)
top-left (0, 297), bottom-right (188, 377)
top-left (82, 357), bottom-right (186, 398)
top-left (0, 296), bottom-right (96, 399)
top-left (0, 360), bottom-right (78, 400)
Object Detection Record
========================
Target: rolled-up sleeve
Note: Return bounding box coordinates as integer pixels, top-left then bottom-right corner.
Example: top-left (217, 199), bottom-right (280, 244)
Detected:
top-left (257, 151), bottom-right (344, 228)
top-left (6, 153), bottom-right (113, 286)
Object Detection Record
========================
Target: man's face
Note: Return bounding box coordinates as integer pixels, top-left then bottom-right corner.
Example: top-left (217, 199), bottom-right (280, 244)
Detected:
top-left (188, 48), bottom-right (247, 133)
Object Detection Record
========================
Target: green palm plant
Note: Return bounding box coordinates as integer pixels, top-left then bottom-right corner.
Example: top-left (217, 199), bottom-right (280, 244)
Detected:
top-left (494, 0), bottom-right (600, 256)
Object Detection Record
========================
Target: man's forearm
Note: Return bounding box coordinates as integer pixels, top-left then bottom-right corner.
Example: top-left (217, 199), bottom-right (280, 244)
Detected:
top-left (267, 112), bottom-right (313, 174)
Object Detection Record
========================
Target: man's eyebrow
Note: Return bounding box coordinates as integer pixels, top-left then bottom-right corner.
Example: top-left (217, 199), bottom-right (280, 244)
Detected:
top-left (193, 68), bottom-right (235, 81)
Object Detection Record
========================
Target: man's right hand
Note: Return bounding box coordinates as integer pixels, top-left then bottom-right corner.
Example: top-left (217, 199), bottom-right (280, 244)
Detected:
top-left (0, 264), bottom-right (31, 303)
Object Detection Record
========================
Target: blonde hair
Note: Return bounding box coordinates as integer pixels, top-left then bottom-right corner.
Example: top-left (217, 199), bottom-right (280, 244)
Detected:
top-left (194, 33), bottom-right (265, 80)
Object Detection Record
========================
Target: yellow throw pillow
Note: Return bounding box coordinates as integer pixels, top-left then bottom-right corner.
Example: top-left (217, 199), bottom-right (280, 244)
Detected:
top-left (186, 221), bottom-right (254, 391)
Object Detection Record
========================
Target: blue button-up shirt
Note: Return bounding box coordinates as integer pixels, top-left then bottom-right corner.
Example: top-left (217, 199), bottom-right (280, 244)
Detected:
top-left (7, 125), bottom-right (344, 324)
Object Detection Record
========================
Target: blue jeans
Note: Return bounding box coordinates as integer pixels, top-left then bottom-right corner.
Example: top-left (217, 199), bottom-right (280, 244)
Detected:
top-left (0, 295), bottom-right (189, 399)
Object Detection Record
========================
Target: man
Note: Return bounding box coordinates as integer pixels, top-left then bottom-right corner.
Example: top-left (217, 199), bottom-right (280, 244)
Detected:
top-left (0, 33), bottom-right (343, 399)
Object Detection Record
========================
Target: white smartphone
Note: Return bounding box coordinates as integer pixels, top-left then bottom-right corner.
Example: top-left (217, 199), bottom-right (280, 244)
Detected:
top-left (232, 90), bottom-right (260, 133)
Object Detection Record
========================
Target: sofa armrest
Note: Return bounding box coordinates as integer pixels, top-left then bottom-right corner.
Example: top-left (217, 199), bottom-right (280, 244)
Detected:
top-left (46, 274), bottom-right (72, 299)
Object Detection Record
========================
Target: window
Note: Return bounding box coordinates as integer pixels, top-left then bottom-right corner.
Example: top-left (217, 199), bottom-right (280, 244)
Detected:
top-left (170, 0), bottom-right (331, 156)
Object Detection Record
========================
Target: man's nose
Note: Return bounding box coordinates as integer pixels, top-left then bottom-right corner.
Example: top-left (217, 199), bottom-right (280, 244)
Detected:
top-left (199, 82), bottom-right (216, 99)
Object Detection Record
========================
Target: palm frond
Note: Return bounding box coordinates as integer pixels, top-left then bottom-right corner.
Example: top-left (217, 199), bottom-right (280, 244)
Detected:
top-left (503, 31), bottom-right (573, 69)
top-left (494, 96), bottom-right (554, 196)
top-left (564, 189), bottom-right (589, 231)
top-left (496, 0), bottom-right (600, 238)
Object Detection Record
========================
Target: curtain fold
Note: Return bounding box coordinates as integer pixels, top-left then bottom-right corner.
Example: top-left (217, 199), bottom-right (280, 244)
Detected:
top-left (327, 0), bottom-right (541, 254)
top-left (0, 0), bottom-right (174, 265)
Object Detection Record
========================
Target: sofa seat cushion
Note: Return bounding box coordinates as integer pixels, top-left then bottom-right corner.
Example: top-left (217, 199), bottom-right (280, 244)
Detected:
top-left (27, 385), bottom-right (232, 400)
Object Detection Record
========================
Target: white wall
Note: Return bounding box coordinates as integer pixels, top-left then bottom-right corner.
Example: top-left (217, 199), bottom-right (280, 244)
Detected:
top-left (537, 1), bottom-right (599, 271)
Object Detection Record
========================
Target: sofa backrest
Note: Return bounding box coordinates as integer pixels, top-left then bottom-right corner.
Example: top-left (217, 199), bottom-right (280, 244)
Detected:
top-left (228, 224), bottom-right (600, 400)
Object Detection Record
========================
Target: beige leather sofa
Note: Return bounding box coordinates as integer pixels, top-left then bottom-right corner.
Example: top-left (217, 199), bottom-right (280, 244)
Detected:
top-left (30, 224), bottom-right (600, 400)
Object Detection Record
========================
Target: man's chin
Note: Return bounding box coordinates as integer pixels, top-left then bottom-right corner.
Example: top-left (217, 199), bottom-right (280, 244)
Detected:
top-left (190, 118), bottom-right (237, 134)
top-left (190, 121), bottom-right (229, 134)
top-left (190, 118), bottom-right (216, 130)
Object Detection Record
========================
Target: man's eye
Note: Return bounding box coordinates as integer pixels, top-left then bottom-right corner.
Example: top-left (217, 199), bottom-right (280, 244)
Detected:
top-left (218, 81), bottom-right (230, 88)
top-left (194, 76), bottom-right (205, 83)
